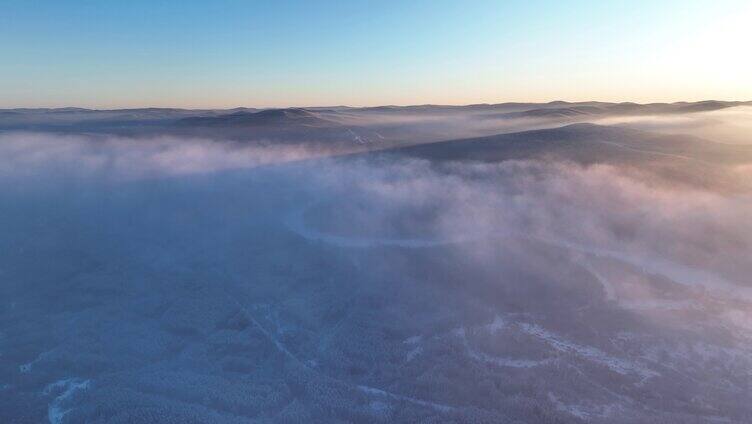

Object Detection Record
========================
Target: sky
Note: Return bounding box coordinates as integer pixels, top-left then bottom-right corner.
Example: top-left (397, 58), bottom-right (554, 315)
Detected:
top-left (1, 0), bottom-right (751, 109)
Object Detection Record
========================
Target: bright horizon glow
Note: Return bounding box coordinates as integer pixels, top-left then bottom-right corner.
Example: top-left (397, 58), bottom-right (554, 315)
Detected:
top-left (1, 0), bottom-right (751, 109)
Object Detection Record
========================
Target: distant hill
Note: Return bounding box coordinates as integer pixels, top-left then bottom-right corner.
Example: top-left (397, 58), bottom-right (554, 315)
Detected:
top-left (178, 108), bottom-right (334, 128)
top-left (474, 100), bottom-right (745, 121)
top-left (1, 101), bottom-right (749, 149)
top-left (388, 123), bottom-right (752, 165)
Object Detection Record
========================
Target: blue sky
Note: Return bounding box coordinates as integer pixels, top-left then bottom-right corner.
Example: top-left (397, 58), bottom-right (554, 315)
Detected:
top-left (1, 0), bottom-right (750, 108)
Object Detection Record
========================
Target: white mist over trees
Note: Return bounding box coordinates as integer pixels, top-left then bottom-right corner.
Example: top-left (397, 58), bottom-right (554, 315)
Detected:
top-left (1, 102), bottom-right (751, 423)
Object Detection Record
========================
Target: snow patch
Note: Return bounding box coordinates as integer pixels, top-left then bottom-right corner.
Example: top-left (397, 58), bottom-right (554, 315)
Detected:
top-left (44, 378), bottom-right (91, 424)
top-left (405, 345), bottom-right (423, 362)
top-left (520, 323), bottom-right (658, 380)
top-left (403, 335), bottom-right (422, 345)
top-left (404, 335), bottom-right (423, 362)
top-left (19, 348), bottom-right (55, 374)
top-left (466, 345), bottom-right (551, 368)
top-left (357, 385), bottom-right (454, 413)
top-left (548, 392), bottom-right (590, 419)
top-left (457, 323), bottom-right (549, 369)
top-left (486, 315), bottom-right (507, 333)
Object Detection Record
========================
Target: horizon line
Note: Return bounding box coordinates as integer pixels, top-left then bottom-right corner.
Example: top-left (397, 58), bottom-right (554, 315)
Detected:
top-left (2, 99), bottom-right (752, 112)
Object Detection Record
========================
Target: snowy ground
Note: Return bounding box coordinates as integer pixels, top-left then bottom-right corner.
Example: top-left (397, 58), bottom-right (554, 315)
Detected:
top-left (1, 151), bottom-right (751, 423)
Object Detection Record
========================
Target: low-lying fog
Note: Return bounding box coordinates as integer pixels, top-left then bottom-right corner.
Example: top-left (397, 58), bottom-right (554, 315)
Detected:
top-left (1, 104), bottom-right (751, 423)
top-left (597, 105), bottom-right (752, 145)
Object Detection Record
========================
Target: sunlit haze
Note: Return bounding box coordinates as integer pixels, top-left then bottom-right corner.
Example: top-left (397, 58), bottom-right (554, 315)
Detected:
top-left (1, 0), bottom-right (750, 108)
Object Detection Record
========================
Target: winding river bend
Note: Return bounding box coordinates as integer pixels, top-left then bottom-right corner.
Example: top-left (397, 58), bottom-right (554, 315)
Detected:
top-left (286, 202), bottom-right (751, 303)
